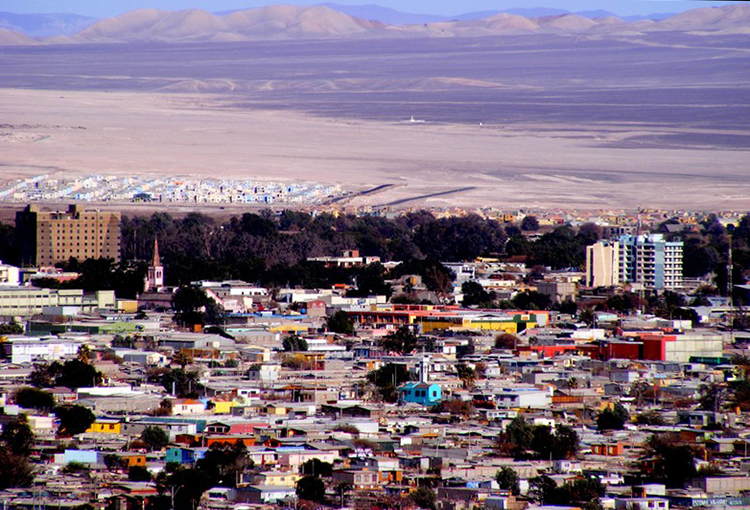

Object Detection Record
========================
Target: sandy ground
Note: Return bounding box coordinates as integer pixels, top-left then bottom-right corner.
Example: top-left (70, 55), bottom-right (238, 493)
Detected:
top-left (1, 88), bottom-right (749, 211)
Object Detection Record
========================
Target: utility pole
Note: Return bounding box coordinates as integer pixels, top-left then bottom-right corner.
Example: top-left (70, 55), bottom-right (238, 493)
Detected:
top-left (728, 236), bottom-right (733, 307)
top-left (728, 236), bottom-right (735, 346)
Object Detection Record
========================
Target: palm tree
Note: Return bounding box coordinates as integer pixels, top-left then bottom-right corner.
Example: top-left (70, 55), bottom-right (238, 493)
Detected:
top-left (334, 482), bottom-right (352, 508)
top-left (77, 345), bottom-right (91, 364)
top-left (579, 308), bottom-right (596, 327)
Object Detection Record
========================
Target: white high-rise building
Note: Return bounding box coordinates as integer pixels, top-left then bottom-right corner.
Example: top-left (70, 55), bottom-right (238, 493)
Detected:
top-left (586, 234), bottom-right (683, 291)
top-left (618, 234), bottom-right (683, 291)
top-left (585, 241), bottom-right (621, 287)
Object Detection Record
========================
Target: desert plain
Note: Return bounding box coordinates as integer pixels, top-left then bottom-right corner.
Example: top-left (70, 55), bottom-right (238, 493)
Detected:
top-left (1, 31), bottom-right (749, 210)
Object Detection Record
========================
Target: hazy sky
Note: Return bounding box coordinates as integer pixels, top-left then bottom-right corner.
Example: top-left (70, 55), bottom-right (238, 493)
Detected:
top-left (2, 0), bottom-right (738, 18)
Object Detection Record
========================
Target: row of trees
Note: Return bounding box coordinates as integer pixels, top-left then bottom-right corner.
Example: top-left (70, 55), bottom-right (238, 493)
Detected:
top-left (0, 211), bottom-right (606, 301)
top-left (3, 210), bottom-right (750, 304)
top-left (497, 417), bottom-right (579, 460)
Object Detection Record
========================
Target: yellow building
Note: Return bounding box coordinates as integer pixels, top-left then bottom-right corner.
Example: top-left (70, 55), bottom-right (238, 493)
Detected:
top-left (270, 324), bottom-right (309, 334)
top-left (211, 400), bottom-right (237, 415)
top-left (245, 471), bottom-right (300, 487)
top-left (87, 418), bottom-right (121, 435)
top-left (117, 299), bottom-right (139, 313)
top-left (265, 404), bottom-right (287, 416)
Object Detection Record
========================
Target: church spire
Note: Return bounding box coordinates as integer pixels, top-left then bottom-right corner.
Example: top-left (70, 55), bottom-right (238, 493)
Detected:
top-left (144, 237), bottom-right (164, 293)
top-left (151, 237), bottom-right (161, 267)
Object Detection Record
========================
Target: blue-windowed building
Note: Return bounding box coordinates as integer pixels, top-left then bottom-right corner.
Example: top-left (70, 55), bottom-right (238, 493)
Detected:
top-left (618, 234), bottom-right (683, 291)
top-left (166, 446), bottom-right (208, 465)
top-left (399, 382), bottom-right (442, 406)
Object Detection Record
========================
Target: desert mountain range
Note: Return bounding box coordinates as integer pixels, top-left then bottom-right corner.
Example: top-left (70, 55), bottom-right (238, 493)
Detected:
top-left (1, 4), bottom-right (750, 45)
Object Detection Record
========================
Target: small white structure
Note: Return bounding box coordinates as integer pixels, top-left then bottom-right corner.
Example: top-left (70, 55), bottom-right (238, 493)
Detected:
top-left (0, 262), bottom-right (20, 286)
top-left (10, 337), bottom-right (81, 364)
top-left (615, 498), bottom-right (668, 510)
top-left (171, 399), bottom-right (206, 415)
top-left (494, 388), bottom-right (551, 409)
top-left (247, 363), bottom-right (280, 383)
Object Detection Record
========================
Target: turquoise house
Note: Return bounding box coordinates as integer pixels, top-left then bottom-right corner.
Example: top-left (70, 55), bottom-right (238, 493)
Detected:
top-left (399, 382), bottom-right (442, 406)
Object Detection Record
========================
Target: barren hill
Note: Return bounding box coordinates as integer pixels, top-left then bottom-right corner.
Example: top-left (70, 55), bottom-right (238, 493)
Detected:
top-left (652, 4), bottom-right (750, 31)
top-left (0, 27), bottom-right (37, 45)
top-left (70, 5), bottom-right (384, 43)
top-left (2, 3), bottom-right (750, 46)
top-left (536, 14), bottom-right (601, 31)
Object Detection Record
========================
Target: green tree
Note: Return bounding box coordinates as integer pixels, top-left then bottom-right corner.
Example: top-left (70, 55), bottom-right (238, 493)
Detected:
top-left (366, 363), bottom-right (416, 403)
top-left (77, 344), bottom-right (92, 364)
top-left (29, 362), bottom-right (57, 388)
top-left (379, 326), bottom-right (419, 355)
top-left (104, 454), bottom-right (125, 472)
top-left (172, 286), bottom-right (225, 326)
top-left (300, 459), bottom-right (333, 477)
top-left (141, 426), bottom-right (170, 451)
top-left (296, 475), bottom-right (326, 503)
top-left (196, 442), bottom-right (253, 488)
top-left (326, 310), bottom-right (355, 336)
top-left (557, 476), bottom-right (606, 508)
top-left (172, 351), bottom-right (193, 370)
top-left (1, 416), bottom-right (34, 457)
top-left (62, 461), bottom-right (89, 474)
top-left (634, 411), bottom-right (665, 426)
top-left (347, 263), bottom-right (392, 299)
top-left (597, 402), bottom-right (630, 431)
top-left (531, 425), bottom-right (579, 460)
top-left (640, 433), bottom-right (699, 488)
top-left (14, 387), bottom-right (55, 411)
top-left (579, 308), bottom-right (596, 326)
top-left (0, 449), bottom-right (34, 489)
top-left (529, 475), bottom-right (558, 504)
top-left (461, 281), bottom-right (494, 307)
top-left (162, 368), bottom-right (201, 398)
top-left (501, 416), bottom-right (534, 456)
top-left (54, 405), bottom-right (96, 436)
top-left (129, 465), bottom-right (152, 482)
top-left (410, 486), bottom-right (437, 510)
top-left (698, 383), bottom-right (726, 413)
top-left (55, 359), bottom-right (102, 390)
top-left (521, 216), bottom-right (540, 231)
top-left (155, 464), bottom-right (211, 510)
top-left (0, 321), bottom-right (24, 334)
top-left (334, 482), bottom-right (352, 508)
top-left (456, 363), bottom-right (477, 389)
top-left (495, 467), bottom-right (520, 495)
top-left (282, 335), bottom-right (308, 352)
top-left (494, 333), bottom-right (518, 350)
top-left (513, 291), bottom-right (551, 310)
top-left (606, 293), bottom-right (637, 313)
top-left (550, 424), bottom-right (580, 460)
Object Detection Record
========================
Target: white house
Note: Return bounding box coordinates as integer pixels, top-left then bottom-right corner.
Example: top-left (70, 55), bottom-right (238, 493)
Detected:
top-left (171, 399), bottom-right (206, 415)
top-left (493, 388), bottom-right (551, 409)
top-left (247, 363), bottom-right (280, 383)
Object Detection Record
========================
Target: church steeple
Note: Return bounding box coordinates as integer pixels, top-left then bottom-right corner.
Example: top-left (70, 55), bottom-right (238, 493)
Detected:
top-left (144, 237), bottom-right (164, 292)
top-left (151, 237), bottom-right (161, 267)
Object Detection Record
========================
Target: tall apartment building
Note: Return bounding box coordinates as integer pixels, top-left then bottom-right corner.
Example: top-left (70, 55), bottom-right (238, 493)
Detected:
top-left (16, 204), bottom-right (121, 267)
top-left (619, 234), bottom-right (683, 291)
top-left (586, 234), bottom-right (683, 291)
top-left (585, 240), bottom-right (621, 287)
